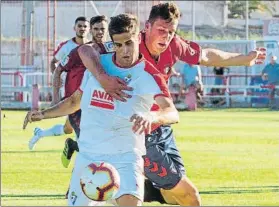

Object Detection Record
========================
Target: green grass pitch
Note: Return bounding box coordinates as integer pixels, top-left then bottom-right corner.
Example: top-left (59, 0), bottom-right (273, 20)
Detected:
top-left (1, 109), bottom-right (279, 206)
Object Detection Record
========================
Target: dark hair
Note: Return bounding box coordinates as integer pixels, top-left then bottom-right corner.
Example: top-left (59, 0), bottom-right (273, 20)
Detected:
top-left (90, 15), bottom-right (108, 26)
top-left (74, 16), bottom-right (89, 24)
top-left (148, 2), bottom-right (181, 24)
top-left (109, 14), bottom-right (139, 40)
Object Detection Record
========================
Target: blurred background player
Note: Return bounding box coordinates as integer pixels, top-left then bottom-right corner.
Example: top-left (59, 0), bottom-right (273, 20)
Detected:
top-left (180, 63), bottom-right (204, 109)
top-left (28, 16), bottom-right (90, 150)
top-left (79, 2), bottom-right (266, 206)
top-left (53, 15), bottom-right (110, 168)
top-left (261, 55), bottom-right (279, 109)
top-left (23, 13), bottom-right (179, 206)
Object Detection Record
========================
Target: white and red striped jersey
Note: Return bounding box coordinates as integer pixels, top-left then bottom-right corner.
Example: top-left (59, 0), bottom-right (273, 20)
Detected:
top-left (53, 37), bottom-right (80, 61)
top-left (78, 53), bottom-right (170, 156)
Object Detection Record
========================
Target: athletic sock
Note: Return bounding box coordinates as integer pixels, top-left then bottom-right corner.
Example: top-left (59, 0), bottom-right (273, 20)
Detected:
top-left (39, 124), bottom-right (65, 137)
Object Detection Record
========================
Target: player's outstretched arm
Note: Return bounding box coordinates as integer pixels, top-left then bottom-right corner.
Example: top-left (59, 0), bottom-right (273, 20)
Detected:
top-left (200, 47), bottom-right (266, 67)
top-left (23, 90), bottom-right (82, 129)
top-left (51, 65), bottom-right (63, 106)
top-left (130, 97), bottom-right (179, 134)
top-left (78, 44), bottom-right (133, 102)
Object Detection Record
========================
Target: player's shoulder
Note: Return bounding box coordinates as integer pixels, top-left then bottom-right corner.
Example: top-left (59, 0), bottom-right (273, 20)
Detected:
top-left (54, 38), bottom-right (75, 54)
top-left (142, 59), bottom-right (161, 76)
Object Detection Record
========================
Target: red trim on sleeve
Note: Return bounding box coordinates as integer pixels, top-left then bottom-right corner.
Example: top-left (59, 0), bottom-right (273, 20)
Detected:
top-left (172, 35), bottom-right (202, 65)
top-left (53, 40), bottom-right (68, 56)
top-left (144, 61), bottom-right (171, 98)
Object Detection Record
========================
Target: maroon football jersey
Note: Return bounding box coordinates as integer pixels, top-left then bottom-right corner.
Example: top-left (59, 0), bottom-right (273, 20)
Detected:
top-left (60, 42), bottom-right (112, 98)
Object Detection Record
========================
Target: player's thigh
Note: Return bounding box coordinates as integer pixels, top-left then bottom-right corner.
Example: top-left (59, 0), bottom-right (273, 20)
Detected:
top-left (113, 157), bottom-right (145, 204)
top-left (144, 125), bottom-right (185, 190)
top-left (68, 153), bottom-right (103, 206)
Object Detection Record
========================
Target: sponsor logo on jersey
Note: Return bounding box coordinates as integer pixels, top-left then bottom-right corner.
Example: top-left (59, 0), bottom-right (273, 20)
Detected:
top-left (90, 89), bottom-right (114, 110)
top-left (103, 41), bottom-right (115, 53)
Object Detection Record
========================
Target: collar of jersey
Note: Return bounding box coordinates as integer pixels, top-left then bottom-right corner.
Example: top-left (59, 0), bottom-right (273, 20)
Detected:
top-left (112, 53), bottom-right (145, 69)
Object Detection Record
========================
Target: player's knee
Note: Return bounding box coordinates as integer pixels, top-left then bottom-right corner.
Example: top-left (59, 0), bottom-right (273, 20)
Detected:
top-left (169, 176), bottom-right (201, 206)
top-left (116, 194), bottom-right (142, 206)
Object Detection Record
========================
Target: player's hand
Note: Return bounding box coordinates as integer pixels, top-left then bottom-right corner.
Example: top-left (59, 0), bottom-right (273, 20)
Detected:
top-left (23, 110), bottom-right (44, 130)
top-left (98, 73), bottom-right (133, 102)
top-left (247, 47), bottom-right (266, 66)
top-left (130, 114), bottom-right (152, 135)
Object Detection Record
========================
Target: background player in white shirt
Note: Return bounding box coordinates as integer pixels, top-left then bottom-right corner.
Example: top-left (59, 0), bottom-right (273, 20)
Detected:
top-left (28, 16), bottom-right (90, 150)
top-left (23, 14), bottom-right (179, 206)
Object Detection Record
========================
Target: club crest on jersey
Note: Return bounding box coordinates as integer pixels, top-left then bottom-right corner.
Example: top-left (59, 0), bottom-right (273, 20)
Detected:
top-left (124, 74), bottom-right (132, 83)
top-left (90, 89), bottom-right (114, 110)
top-left (103, 41), bottom-right (115, 53)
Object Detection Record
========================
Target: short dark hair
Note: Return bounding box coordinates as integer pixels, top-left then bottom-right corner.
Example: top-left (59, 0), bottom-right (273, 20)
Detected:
top-left (74, 16), bottom-right (89, 24)
top-left (109, 14), bottom-right (139, 40)
top-left (148, 2), bottom-right (181, 24)
top-left (90, 15), bottom-right (108, 26)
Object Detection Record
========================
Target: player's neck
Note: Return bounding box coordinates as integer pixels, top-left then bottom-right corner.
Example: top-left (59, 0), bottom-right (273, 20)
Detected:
top-left (74, 37), bottom-right (88, 45)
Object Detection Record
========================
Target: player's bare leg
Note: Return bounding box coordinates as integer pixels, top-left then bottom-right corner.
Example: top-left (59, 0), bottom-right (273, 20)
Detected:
top-left (160, 176), bottom-right (201, 206)
top-left (64, 117), bottom-right (74, 134)
top-left (116, 194), bottom-right (142, 206)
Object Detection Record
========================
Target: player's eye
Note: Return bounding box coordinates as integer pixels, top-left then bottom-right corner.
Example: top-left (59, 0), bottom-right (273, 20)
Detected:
top-left (125, 41), bottom-right (133, 46)
top-left (114, 43), bottom-right (121, 48)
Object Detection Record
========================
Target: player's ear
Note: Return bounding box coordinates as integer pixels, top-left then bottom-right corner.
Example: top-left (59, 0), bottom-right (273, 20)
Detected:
top-left (145, 21), bottom-right (150, 30)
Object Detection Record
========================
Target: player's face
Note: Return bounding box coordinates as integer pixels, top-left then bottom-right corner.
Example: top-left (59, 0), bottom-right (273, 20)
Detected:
top-left (113, 32), bottom-right (140, 68)
top-left (145, 18), bottom-right (178, 56)
top-left (91, 21), bottom-right (108, 43)
top-left (74, 21), bottom-right (90, 38)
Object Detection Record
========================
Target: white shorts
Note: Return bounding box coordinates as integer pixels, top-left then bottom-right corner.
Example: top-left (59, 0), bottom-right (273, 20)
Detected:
top-left (68, 152), bottom-right (144, 206)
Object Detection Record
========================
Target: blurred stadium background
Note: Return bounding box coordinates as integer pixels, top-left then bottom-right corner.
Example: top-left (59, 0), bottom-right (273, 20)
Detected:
top-left (2, 0), bottom-right (279, 110)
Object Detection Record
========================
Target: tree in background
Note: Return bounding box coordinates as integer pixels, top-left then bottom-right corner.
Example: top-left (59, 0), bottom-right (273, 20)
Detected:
top-left (228, 0), bottom-right (276, 19)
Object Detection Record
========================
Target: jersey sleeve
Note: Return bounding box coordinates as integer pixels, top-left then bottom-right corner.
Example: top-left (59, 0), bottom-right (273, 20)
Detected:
top-left (171, 35), bottom-right (202, 65)
top-left (78, 70), bottom-right (91, 92)
top-left (53, 41), bottom-right (67, 61)
top-left (144, 62), bottom-right (171, 99)
top-left (59, 48), bottom-right (79, 72)
top-left (151, 73), bottom-right (171, 99)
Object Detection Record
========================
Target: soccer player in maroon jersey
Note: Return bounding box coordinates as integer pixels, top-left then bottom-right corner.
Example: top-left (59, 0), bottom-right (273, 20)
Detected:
top-left (28, 16), bottom-right (90, 151)
top-left (77, 3), bottom-right (266, 206)
top-left (52, 16), bottom-right (112, 168)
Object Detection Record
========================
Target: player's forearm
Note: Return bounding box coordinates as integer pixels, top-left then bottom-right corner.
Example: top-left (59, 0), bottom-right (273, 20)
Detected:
top-left (151, 107), bottom-right (179, 125)
top-left (200, 48), bottom-right (255, 67)
top-left (78, 44), bottom-right (106, 80)
top-left (42, 93), bottom-right (81, 119)
top-left (52, 66), bottom-right (63, 102)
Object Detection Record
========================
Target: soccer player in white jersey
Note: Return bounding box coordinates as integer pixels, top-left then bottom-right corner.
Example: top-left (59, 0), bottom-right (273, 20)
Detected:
top-left (28, 16), bottom-right (90, 150)
top-left (23, 14), bottom-right (179, 206)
